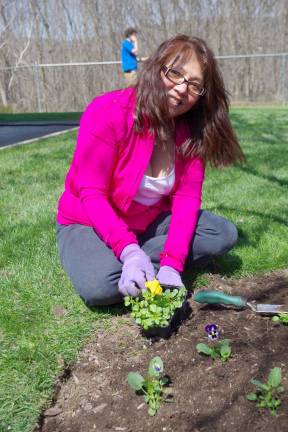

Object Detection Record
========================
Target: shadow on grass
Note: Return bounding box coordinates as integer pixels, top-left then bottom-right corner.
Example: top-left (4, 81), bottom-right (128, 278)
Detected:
top-left (90, 302), bottom-right (127, 317)
top-left (214, 204), bottom-right (287, 247)
top-left (231, 112), bottom-right (288, 183)
top-left (183, 253), bottom-right (243, 290)
top-left (237, 164), bottom-right (288, 188)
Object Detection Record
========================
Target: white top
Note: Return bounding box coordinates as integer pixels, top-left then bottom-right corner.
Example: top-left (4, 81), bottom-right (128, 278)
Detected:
top-left (133, 168), bottom-right (175, 205)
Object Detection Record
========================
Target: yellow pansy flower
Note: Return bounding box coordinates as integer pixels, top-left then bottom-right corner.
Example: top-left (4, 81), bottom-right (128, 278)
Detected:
top-left (145, 279), bottom-right (163, 296)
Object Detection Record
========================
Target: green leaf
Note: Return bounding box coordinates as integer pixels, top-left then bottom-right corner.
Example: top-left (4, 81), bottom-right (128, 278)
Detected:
top-left (148, 398), bottom-right (157, 408)
top-left (279, 313), bottom-right (288, 324)
top-left (127, 372), bottom-right (144, 391)
top-left (148, 407), bottom-right (156, 416)
top-left (274, 399), bottom-right (281, 407)
top-left (250, 379), bottom-right (263, 388)
top-left (211, 349), bottom-right (220, 360)
top-left (247, 393), bottom-right (257, 401)
top-left (258, 400), bottom-right (267, 408)
top-left (272, 315), bottom-right (280, 322)
top-left (196, 343), bottom-right (213, 356)
top-left (124, 296), bottom-right (131, 306)
top-left (220, 344), bottom-right (231, 360)
top-left (261, 383), bottom-right (270, 391)
top-left (149, 304), bottom-right (158, 313)
top-left (268, 367), bottom-right (282, 388)
top-left (148, 356), bottom-right (163, 377)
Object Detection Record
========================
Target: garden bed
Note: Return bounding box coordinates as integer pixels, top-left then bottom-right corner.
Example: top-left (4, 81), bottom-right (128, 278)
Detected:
top-left (37, 269), bottom-right (288, 432)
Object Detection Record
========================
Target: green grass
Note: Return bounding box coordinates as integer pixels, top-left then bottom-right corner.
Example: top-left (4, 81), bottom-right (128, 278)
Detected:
top-left (0, 132), bottom-right (123, 431)
top-left (0, 112), bottom-right (81, 123)
top-left (202, 106), bottom-right (288, 276)
top-left (0, 107), bottom-right (287, 431)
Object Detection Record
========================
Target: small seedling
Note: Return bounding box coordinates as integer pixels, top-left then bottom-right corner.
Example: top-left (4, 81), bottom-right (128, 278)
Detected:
top-left (127, 356), bottom-right (172, 416)
top-left (247, 367), bottom-right (284, 416)
top-left (196, 339), bottom-right (232, 362)
top-left (272, 313), bottom-right (288, 325)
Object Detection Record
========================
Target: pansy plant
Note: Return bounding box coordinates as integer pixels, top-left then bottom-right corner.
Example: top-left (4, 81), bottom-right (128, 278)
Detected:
top-left (127, 356), bottom-right (172, 416)
top-left (247, 367), bottom-right (284, 416)
top-left (196, 324), bottom-right (232, 362)
top-left (124, 279), bottom-right (187, 331)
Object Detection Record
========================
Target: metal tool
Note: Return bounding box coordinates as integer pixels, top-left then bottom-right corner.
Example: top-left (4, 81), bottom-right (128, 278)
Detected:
top-left (193, 290), bottom-right (287, 315)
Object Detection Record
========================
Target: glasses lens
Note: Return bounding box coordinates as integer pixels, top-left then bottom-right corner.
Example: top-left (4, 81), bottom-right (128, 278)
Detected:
top-left (187, 83), bottom-right (203, 96)
top-left (166, 69), bottom-right (184, 84)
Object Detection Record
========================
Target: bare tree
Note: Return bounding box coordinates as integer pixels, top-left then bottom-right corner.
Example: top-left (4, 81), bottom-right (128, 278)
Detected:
top-left (0, 0), bottom-right (287, 112)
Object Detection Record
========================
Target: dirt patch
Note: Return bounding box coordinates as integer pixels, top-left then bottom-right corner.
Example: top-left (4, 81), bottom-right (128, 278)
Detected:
top-left (37, 270), bottom-right (288, 432)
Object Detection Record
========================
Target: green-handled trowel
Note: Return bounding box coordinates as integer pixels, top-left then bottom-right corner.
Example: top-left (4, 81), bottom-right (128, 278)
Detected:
top-left (193, 290), bottom-right (287, 315)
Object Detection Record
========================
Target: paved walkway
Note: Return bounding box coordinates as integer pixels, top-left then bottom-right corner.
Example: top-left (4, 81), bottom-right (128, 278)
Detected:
top-left (0, 121), bottom-right (79, 148)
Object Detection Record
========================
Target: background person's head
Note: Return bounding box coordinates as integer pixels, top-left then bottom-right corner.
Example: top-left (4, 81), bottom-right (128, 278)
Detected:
top-left (135, 34), bottom-right (244, 166)
top-left (124, 27), bottom-right (138, 41)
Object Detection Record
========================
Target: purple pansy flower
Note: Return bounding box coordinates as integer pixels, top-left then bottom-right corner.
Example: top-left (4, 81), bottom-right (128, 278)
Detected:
top-left (205, 323), bottom-right (220, 341)
top-left (154, 364), bottom-right (162, 372)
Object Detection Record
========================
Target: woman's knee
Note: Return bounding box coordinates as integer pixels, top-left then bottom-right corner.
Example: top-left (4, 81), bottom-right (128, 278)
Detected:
top-left (213, 217), bottom-right (238, 255)
top-left (56, 224), bottom-right (123, 307)
top-left (196, 211), bottom-right (238, 257)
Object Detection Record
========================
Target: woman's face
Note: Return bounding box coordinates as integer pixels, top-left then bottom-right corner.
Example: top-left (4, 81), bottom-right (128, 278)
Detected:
top-left (161, 54), bottom-right (204, 117)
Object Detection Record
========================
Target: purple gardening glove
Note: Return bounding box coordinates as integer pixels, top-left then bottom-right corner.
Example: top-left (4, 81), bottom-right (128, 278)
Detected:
top-left (118, 244), bottom-right (155, 297)
top-left (156, 266), bottom-right (184, 288)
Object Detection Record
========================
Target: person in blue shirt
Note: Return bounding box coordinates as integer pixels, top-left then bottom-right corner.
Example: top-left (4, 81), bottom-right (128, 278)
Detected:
top-left (121, 27), bottom-right (139, 86)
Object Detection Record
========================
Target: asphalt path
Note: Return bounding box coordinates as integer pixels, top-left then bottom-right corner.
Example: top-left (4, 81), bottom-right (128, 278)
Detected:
top-left (0, 121), bottom-right (79, 148)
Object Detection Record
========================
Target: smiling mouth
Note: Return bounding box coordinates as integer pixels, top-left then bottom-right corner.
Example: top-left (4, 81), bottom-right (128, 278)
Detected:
top-left (169, 96), bottom-right (183, 106)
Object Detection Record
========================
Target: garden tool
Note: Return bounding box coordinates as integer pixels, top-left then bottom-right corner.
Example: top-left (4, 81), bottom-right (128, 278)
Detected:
top-left (193, 290), bottom-right (287, 315)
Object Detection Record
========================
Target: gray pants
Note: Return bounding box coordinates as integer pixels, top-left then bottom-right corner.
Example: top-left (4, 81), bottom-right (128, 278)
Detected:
top-left (56, 210), bottom-right (238, 307)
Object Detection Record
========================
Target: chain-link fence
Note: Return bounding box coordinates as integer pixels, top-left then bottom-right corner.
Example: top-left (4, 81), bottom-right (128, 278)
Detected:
top-left (0, 53), bottom-right (287, 113)
top-left (217, 53), bottom-right (288, 106)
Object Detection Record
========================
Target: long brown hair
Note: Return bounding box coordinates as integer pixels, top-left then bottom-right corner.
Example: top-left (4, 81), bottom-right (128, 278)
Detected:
top-left (135, 35), bottom-right (245, 167)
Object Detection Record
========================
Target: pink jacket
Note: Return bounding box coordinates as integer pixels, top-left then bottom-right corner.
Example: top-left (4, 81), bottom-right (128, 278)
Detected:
top-left (57, 87), bottom-right (205, 272)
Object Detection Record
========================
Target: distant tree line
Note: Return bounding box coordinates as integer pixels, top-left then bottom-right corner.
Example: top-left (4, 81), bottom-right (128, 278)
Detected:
top-left (0, 0), bottom-right (287, 112)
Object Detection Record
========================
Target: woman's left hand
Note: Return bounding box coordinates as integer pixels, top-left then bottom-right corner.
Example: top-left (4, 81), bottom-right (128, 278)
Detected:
top-left (156, 266), bottom-right (184, 287)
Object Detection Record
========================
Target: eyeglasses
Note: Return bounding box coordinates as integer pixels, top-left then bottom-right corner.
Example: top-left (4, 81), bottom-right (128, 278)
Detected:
top-left (162, 65), bottom-right (206, 96)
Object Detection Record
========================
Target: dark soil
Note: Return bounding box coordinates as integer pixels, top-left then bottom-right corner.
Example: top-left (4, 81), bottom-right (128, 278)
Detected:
top-left (36, 270), bottom-right (288, 432)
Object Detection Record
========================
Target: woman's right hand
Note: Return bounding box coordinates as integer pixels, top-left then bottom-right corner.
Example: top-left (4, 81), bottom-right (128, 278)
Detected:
top-left (118, 244), bottom-right (155, 297)
top-left (157, 265), bottom-right (184, 287)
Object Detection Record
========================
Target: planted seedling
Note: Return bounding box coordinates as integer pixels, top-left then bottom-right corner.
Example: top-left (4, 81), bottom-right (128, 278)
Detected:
top-left (246, 367), bottom-right (284, 416)
top-left (196, 339), bottom-right (232, 362)
top-left (127, 356), bottom-right (172, 416)
top-left (272, 313), bottom-right (288, 325)
top-left (124, 279), bottom-right (187, 331)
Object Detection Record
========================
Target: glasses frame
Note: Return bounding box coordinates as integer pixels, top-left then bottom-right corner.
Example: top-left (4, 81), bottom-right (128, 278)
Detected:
top-left (162, 65), bottom-right (206, 97)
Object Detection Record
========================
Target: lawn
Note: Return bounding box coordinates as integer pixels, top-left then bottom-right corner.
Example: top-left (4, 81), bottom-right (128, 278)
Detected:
top-left (0, 107), bottom-right (287, 431)
top-left (0, 112), bottom-right (81, 123)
